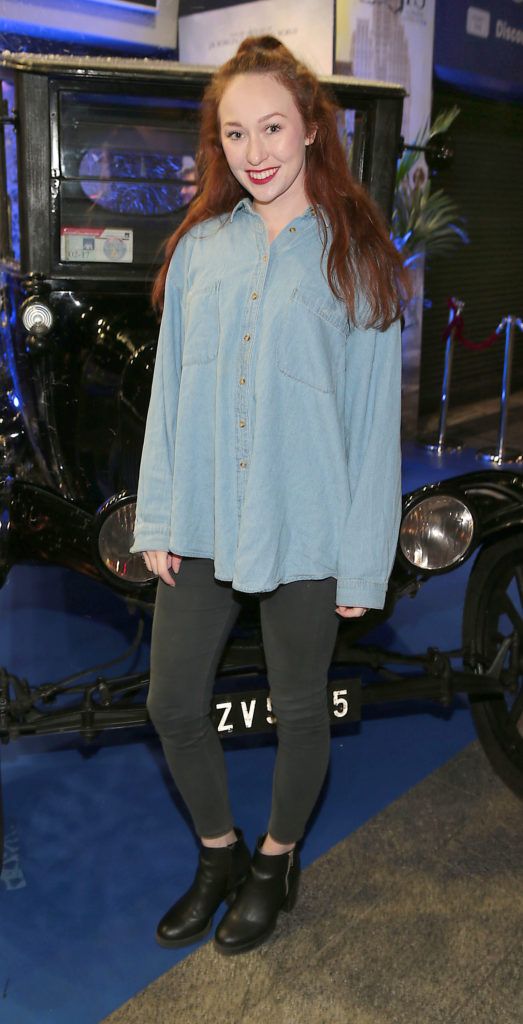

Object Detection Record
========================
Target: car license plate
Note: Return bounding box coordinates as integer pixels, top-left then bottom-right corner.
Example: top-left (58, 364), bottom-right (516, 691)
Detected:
top-left (211, 678), bottom-right (361, 736)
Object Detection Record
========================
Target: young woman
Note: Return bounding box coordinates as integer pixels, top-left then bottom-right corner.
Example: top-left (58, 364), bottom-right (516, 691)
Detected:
top-left (130, 34), bottom-right (408, 956)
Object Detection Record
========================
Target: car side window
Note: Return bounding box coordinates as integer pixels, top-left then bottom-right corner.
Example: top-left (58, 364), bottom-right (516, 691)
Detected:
top-left (57, 90), bottom-right (201, 268)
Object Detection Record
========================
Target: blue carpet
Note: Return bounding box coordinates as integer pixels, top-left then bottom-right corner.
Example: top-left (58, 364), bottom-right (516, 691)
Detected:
top-left (0, 443), bottom-right (512, 1023)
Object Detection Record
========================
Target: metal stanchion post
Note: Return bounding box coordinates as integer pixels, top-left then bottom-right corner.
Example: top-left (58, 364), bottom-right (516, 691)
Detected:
top-left (423, 298), bottom-right (463, 453)
top-left (477, 316), bottom-right (523, 465)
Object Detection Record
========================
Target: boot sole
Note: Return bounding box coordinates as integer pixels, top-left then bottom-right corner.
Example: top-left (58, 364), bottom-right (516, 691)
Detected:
top-left (213, 879), bottom-right (299, 956)
top-left (155, 877), bottom-right (248, 950)
top-left (213, 920), bottom-right (276, 956)
top-left (156, 919), bottom-right (212, 949)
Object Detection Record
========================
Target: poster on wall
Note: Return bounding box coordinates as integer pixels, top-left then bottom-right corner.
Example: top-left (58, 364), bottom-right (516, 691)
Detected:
top-left (336, 0), bottom-right (436, 145)
top-left (335, 1), bottom-right (436, 441)
top-left (178, 0), bottom-right (335, 75)
top-left (434, 0), bottom-right (523, 100)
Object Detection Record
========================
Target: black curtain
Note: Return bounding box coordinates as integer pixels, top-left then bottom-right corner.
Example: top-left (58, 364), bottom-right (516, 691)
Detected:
top-left (419, 84), bottom-right (523, 420)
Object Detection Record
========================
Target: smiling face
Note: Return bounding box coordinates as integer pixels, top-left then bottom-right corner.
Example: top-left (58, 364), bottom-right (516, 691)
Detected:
top-left (218, 73), bottom-right (316, 222)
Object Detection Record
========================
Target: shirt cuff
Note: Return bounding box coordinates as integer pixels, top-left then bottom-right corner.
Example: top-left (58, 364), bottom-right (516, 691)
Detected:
top-left (130, 526), bottom-right (171, 554)
top-left (335, 577), bottom-right (387, 610)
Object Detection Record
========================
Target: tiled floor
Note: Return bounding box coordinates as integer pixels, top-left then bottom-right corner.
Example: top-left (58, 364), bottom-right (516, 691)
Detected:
top-left (101, 742), bottom-right (523, 1024)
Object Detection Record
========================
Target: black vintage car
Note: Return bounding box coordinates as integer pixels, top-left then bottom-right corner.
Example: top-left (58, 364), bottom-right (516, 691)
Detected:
top-left (0, 52), bottom-right (522, 864)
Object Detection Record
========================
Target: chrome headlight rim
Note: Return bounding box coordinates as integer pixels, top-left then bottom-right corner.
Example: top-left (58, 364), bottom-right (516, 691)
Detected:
top-left (93, 491), bottom-right (157, 590)
top-left (20, 298), bottom-right (54, 335)
top-left (399, 491), bottom-right (477, 574)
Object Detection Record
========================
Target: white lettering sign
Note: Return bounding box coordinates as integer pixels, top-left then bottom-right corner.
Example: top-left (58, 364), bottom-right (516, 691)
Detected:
top-left (0, 824), bottom-right (26, 891)
top-left (496, 19), bottom-right (523, 44)
top-left (333, 689), bottom-right (350, 718)
top-left (266, 695), bottom-right (277, 725)
top-left (215, 701), bottom-right (234, 732)
top-left (466, 7), bottom-right (491, 39)
top-left (241, 699), bottom-right (257, 729)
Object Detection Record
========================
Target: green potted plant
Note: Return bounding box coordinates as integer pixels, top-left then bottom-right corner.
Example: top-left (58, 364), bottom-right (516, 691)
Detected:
top-left (393, 107), bottom-right (469, 436)
top-left (392, 106), bottom-right (469, 268)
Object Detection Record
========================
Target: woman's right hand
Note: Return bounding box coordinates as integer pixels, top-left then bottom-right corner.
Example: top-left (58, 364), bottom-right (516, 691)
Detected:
top-left (142, 550), bottom-right (183, 587)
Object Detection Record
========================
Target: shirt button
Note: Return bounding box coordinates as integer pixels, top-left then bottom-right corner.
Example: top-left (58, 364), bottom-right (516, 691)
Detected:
top-left (239, 419), bottom-right (246, 428)
top-left (262, 254), bottom-right (268, 262)
top-left (243, 333), bottom-right (251, 342)
top-left (239, 460), bottom-right (247, 469)
top-left (289, 226), bottom-right (297, 233)
top-left (251, 291), bottom-right (258, 300)
top-left (239, 377), bottom-right (246, 385)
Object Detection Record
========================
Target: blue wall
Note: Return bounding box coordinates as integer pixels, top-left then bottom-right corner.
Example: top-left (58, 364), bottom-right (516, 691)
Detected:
top-left (434, 0), bottom-right (523, 100)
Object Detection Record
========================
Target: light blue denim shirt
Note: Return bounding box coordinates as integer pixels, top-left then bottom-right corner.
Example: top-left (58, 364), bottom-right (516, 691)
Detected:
top-left (130, 198), bottom-right (402, 609)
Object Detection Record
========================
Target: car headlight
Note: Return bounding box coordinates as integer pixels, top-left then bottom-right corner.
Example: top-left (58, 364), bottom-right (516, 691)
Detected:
top-left (400, 494), bottom-right (475, 570)
top-left (21, 301), bottom-right (53, 334)
top-left (95, 494), bottom-right (156, 585)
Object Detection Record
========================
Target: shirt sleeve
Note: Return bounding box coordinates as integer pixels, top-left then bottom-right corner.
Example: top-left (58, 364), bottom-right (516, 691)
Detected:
top-left (335, 316), bottom-right (403, 610)
top-left (129, 246), bottom-right (186, 554)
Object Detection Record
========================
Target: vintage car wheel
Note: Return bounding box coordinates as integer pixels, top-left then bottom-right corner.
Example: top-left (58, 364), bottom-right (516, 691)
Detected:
top-left (463, 533), bottom-right (523, 799)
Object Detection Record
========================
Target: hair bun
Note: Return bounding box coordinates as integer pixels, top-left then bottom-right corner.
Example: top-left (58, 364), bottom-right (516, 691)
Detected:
top-left (235, 35), bottom-right (286, 58)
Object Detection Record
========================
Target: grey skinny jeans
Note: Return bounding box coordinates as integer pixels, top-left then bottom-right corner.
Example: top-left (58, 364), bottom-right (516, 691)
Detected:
top-left (147, 557), bottom-right (340, 845)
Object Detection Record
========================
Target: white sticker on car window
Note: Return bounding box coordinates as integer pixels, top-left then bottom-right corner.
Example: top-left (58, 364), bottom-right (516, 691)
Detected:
top-left (60, 228), bottom-right (133, 263)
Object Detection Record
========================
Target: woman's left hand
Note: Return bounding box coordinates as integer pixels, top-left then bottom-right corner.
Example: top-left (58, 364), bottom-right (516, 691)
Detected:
top-left (336, 605), bottom-right (368, 618)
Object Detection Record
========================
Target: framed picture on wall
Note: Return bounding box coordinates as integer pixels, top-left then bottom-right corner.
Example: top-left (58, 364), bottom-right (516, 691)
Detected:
top-left (87, 0), bottom-right (159, 10)
top-left (1, 0), bottom-right (177, 51)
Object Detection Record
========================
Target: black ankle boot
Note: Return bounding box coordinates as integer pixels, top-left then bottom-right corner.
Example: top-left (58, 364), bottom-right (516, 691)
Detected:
top-left (156, 830), bottom-right (251, 948)
top-left (214, 836), bottom-right (300, 955)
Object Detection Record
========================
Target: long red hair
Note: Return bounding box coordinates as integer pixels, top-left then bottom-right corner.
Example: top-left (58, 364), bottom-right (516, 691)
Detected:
top-left (152, 35), bottom-right (409, 329)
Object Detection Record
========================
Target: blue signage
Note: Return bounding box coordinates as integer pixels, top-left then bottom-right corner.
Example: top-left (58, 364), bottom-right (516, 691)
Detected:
top-left (434, 0), bottom-right (523, 99)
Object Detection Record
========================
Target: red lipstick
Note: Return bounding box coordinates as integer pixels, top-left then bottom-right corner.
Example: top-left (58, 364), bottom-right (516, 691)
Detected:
top-left (246, 167), bottom-right (279, 185)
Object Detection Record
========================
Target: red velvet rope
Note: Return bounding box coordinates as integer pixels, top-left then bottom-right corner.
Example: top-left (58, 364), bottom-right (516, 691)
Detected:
top-left (442, 298), bottom-right (500, 351)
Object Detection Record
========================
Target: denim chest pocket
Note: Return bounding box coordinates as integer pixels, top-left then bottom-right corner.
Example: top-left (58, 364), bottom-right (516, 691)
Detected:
top-left (182, 280), bottom-right (221, 365)
top-left (277, 287), bottom-right (349, 393)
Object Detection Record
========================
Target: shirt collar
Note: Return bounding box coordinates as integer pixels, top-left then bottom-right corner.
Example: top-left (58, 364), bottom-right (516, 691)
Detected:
top-left (230, 196), bottom-right (255, 221)
top-left (229, 196), bottom-right (318, 224)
